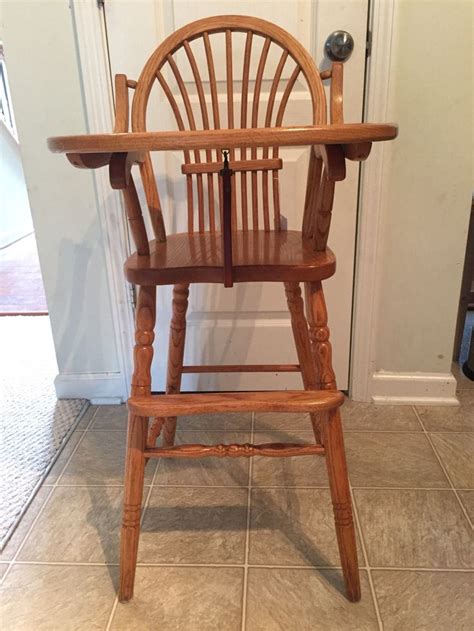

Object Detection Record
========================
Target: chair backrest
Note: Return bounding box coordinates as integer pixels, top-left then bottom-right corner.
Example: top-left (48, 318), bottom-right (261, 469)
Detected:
top-left (131, 15), bottom-right (326, 235)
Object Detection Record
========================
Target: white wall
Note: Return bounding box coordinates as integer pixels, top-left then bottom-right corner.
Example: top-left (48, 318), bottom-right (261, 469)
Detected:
top-left (0, 118), bottom-right (33, 248)
top-left (1, 1), bottom-right (471, 404)
top-left (0, 1), bottom-right (124, 400)
top-left (369, 0), bottom-right (472, 401)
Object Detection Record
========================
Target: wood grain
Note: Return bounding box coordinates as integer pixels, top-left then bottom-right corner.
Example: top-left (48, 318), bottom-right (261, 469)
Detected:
top-left (131, 15), bottom-right (326, 130)
top-left (114, 74), bottom-right (130, 133)
top-left (181, 363), bottom-right (301, 373)
top-left (48, 123), bottom-right (398, 154)
top-left (119, 413), bottom-right (148, 602)
top-left (124, 231), bottom-right (336, 285)
top-left (181, 158), bottom-right (282, 175)
top-left (285, 281), bottom-right (323, 443)
top-left (162, 283), bottom-right (189, 448)
top-left (145, 442), bottom-right (325, 459)
top-left (121, 175), bottom-right (150, 256)
top-left (324, 408), bottom-right (361, 602)
top-left (305, 281), bottom-right (337, 390)
top-left (130, 285), bottom-right (156, 397)
top-left (128, 389), bottom-right (344, 417)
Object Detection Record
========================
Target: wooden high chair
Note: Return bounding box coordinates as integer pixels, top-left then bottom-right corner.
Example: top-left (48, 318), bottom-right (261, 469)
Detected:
top-left (48, 15), bottom-right (397, 605)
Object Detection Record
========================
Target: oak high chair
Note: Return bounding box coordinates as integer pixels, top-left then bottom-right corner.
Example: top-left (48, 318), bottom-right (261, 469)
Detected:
top-left (48, 15), bottom-right (397, 606)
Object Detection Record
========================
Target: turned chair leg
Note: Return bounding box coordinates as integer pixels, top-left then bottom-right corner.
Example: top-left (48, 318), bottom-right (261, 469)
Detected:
top-left (305, 280), bottom-right (360, 601)
top-left (324, 408), bottom-right (361, 602)
top-left (120, 285), bottom-right (156, 601)
top-left (162, 283), bottom-right (189, 447)
top-left (304, 280), bottom-right (337, 390)
top-left (284, 282), bottom-right (323, 443)
top-left (119, 413), bottom-right (147, 602)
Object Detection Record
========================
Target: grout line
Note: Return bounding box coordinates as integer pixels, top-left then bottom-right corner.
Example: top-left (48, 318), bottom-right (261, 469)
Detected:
top-left (423, 430), bottom-right (474, 435)
top-left (350, 486), bottom-right (384, 631)
top-left (366, 566), bottom-right (474, 572)
top-left (448, 488), bottom-right (474, 492)
top-left (11, 561), bottom-right (120, 567)
top-left (240, 412), bottom-right (254, 631)
top-left (413, 407), bottom-right (473, 529)
top-left (7, 560), bottom-right (473, 572)
top-left (36, 483), bottom-right (467, 491)
top-left (82, 405), bottom-right (101, 431)
top-left (104, 588), bottom-right (119, 629)
top-left (253, 429), bottom-right (427, 434)
top-left (348, 486), bottom-right (452, 491)
top-left (0, 407), bottom-right (100, 586)
top-left (87, 427), bottom-right (471, 434)
top-left (83, 427), bottom-right (474, 435)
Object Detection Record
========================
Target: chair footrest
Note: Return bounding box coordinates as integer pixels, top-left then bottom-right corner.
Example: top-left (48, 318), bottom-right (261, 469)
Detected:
top-left (145, 442), bottom-right (325, 459)
top-left (128, 389), bottom-right (344, 417)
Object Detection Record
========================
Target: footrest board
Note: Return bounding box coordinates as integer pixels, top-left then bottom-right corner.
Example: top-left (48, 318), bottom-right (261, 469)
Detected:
top-left (128, 389), bottom-right (344, 417)
top-left (145, 442), bottom-right (325, 459)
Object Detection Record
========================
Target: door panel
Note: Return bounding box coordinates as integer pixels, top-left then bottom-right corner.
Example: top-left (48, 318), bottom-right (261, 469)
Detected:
top-left (104, 0), bottom-right (368, 391)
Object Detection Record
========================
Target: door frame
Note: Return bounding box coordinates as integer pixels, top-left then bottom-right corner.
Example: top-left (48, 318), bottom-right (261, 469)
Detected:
top-left (71, 0), bottom-right (396, 402)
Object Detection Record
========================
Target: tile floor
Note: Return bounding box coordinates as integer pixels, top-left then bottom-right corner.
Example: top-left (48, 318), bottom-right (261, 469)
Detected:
top-left (1, 386), bottom-right (473, 630)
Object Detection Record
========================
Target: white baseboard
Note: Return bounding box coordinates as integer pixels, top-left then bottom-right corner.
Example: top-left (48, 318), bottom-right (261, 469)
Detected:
top-left (54, 372), bottom-right (126, 404)
top-left (370, 371), bottom-right (459, 406)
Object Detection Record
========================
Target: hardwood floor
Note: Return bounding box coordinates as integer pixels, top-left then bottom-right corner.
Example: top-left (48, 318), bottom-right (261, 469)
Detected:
top-left (0, 234), bottom-right (47, 315)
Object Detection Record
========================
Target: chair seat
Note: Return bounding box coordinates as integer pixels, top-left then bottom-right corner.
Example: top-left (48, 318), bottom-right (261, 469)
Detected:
top-left (124, 230), bottom-right (336, 285)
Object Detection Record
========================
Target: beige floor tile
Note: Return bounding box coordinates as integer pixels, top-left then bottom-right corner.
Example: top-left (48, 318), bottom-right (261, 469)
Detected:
top-left (156, 431), bottom-right (250, 486)
top-left (246, 568), bottom-right (377, 631)
top-left (0, 564), bottom-right (116, 631)
top-left (354, 489), bottom-right (473, 568)
top-left (429, 433), bottom-right (474, 488)
top-left (346, 432), bottom-right (449, 488)
top-left (373, 570), bottom-right (474, 631)
top-left (175, 411), bottom-right (252, 431)
top-left (90, 404), bottom-right (128, 430)
top-left (43, 431), bottom-right (84, 484)
top-left (58, 430), bottom-right (156, 485)
top-left (251, 431), bottom-right (328, 487)
top-left (75, 404), bottom-right (97, 430)
top-left (0, 487), bottom-right (52, 561)
top-left (416, 391), bottom-right (474, 431)
top-left (341, 400), bottom-right (421, 431)
top-left (111, 566), bottom-right (243, 630)
top-left (249, 488), bottom-right (361, 567)
top-left (0, 563), bottom-right (9, 579)
top-left (458, 490), bottom-right (474, 521)
top-left (18, 486), bottom-right (124, 563)
top-left (138, 486), bottom-right (248, 564)
top-left (254, 411), bottom-right (316, 432)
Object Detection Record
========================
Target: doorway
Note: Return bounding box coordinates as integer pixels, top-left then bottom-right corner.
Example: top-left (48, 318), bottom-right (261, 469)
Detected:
top-left (100, 2), bottom-right (369, 393)
top-left (0, 44), bottom-right (47, 316)
top-left (0, 43), bottom-right (88, 549)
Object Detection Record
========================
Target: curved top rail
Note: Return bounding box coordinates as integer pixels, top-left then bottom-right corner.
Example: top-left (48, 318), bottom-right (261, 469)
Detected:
top-left (47, 123), bottom-right (398, 154)
top-left (132, 14), bottom-right (326, 130)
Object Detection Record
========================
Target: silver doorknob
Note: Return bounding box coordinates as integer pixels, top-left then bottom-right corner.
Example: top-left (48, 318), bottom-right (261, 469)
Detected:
top-left (324, 30), bottom-right (354, 62)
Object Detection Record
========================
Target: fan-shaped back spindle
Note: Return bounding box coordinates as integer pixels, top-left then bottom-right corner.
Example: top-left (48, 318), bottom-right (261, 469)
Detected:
top-left (132, 15), bottom-right (326, 235)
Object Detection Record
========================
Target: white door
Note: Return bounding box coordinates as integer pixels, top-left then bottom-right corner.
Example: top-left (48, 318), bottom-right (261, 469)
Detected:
top-left (103, 0), bottom-right (368, 392)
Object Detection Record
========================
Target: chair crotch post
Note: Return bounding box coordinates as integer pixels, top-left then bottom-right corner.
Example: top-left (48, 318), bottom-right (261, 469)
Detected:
top-left (163, 283), bottom-right (190, 447)
top-left (284, 281), bottom-right (323, 443)
top-left (324, 408), bottom-right (361, 602)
